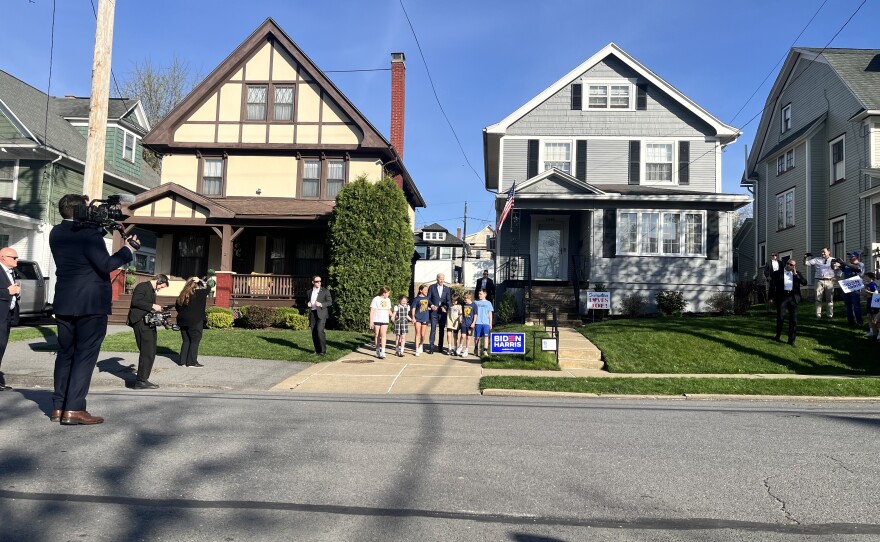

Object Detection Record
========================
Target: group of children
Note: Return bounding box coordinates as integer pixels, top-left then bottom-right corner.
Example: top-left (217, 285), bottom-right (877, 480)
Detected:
top-left (368, 286), bottom-right (493, 359)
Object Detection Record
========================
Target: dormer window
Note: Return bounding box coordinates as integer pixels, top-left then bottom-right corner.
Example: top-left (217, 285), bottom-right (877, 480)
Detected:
top-left (423, 231), bottom-right (446, 241)
top-left (781, 104), bottom-right (791, 133)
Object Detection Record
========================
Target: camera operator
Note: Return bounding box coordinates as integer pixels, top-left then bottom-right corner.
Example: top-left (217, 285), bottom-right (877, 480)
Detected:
top-left (50, 194), bottom-right (139, 425)
top-left (127, 273), bottom-right (169, 389)
top-left (175, 276), bottom-right (209, 368)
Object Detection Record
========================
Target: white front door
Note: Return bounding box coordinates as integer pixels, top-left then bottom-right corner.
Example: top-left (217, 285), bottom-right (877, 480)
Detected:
top-left (532, 217), bottom-right (568, 280)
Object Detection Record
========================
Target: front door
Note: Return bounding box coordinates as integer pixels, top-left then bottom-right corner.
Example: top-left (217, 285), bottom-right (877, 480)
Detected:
top-left (535, 222), bottom-right (565, 280)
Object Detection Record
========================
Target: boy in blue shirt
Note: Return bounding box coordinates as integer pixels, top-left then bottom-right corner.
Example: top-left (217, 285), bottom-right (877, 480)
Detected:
top-left (472, 289), bottom-right (493, 357)
top-left (459, 293), bottom-right (475, 358)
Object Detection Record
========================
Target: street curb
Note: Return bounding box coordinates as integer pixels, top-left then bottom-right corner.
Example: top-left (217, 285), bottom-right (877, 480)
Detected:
top-left (481, 389), bottom-right (880, 402)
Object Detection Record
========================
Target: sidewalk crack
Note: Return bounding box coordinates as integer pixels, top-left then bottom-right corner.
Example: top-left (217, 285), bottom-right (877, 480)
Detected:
top-left (827, 455), bottom-right (854, 474)
top-left (764, 475), bottom-right (799, 524)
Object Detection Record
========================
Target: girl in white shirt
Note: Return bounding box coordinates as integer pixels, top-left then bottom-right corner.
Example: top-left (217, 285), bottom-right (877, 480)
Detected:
top-left (369, 286), bottom-right (392, 358)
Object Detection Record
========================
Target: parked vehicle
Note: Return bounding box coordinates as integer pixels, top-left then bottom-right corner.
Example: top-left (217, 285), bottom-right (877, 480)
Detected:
top-left (15, 260), bottom-right (52, 317)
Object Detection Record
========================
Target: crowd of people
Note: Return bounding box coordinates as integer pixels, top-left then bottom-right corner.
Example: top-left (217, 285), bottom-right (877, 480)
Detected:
top-left (765, 247), bottom-right (876, 346)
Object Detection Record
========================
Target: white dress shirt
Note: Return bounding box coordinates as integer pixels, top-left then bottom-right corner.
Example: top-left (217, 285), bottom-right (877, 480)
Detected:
top-left (310, 287), bottom-right (320, 310)
top-left (805, 257), bottom-right (836, 279)
top-left (1, 264), bottom-right (15, 310)
top-left (783, 270), bottom-right (794, 292)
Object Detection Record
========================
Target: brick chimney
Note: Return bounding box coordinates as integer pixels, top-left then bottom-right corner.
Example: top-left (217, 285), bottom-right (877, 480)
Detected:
top-left (456, 228), bottom-right (462, 239)
top-left (390, 52), bottom-right (406, 159)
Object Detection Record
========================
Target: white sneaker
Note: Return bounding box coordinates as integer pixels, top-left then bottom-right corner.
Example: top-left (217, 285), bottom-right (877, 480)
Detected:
top-left (866, 331), bottom-right (876, 338)
top-left (462, 351), bottom-right (468, 358)
top-left (375, 347), bottom-right (381, 358)
top-left (415, 346), bottom-right (421, 357)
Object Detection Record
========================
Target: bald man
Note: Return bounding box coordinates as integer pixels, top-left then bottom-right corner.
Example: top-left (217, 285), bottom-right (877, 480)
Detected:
top-left (0, 247), bottom-right (21, 390)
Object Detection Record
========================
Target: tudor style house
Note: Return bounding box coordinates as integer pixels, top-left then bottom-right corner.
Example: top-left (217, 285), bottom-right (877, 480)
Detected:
top-left (132, 18), bottom-right (424, 307)
top-left (0, 70), bottom-right (159, 298)
top-left (740, 48), bottom-right (880, 290)
top-left (483, 43), bottom-right (750, 320)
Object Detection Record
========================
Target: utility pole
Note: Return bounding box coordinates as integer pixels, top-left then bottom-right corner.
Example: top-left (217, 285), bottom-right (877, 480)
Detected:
top-left (460, 201), bottom-right (467, 284)
top-left (82, 0), bottom-right (117, 200)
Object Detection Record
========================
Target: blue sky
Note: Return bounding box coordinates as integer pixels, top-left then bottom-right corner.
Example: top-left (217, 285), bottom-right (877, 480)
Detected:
top-left (2, 0), bottom-right (877, 234)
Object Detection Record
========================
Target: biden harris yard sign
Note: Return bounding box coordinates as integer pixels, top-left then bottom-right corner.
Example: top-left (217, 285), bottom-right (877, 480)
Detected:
top-left (490, 333), bottom-right (526, 355)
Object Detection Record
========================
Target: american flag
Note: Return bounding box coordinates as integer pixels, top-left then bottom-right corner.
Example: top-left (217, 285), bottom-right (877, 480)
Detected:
top-left (497, 181), bottom-right (515, 231)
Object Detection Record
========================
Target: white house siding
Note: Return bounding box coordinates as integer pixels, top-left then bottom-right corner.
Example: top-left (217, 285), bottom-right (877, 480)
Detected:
top-left (589, 208), bottom-right (734, 313)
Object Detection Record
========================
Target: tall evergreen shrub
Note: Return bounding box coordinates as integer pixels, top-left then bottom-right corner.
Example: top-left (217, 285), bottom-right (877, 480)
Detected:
top-left (328, 175), bottom-right (414, 330)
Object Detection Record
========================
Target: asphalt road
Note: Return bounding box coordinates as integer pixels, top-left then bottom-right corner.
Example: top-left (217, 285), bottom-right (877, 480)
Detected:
top-left (1, 391), bottom-right (878, 541)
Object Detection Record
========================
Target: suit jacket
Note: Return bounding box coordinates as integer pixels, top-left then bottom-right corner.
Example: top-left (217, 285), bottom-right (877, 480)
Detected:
top-left (127, 281), bottom-right (157, 326)
top-left (771, 268), bottom-right (807, 304)
top-left (176, 288), bottom-right (208, 327)
top-left (0, 265), bottom-right (20, 326)
top-left (473, 277), bottom-right (496, 300)
top-left (49, 220), bottom-right (133, 316)
top-left (763, 259), bottom-right (780, 279)
top-left (305, 287), bottom-right (332, 320)
top-left (427, 283), bottom-right (452, 312)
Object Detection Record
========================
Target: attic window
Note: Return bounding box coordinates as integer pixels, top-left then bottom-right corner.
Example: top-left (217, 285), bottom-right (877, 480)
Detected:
top-left (781, 104), bottom-right (791, 133)
top-left (246, 85), bottom-right (268, 121)
top-left (423, 231), bottom-right (446, 241)
top-left (587, 83), bottom-right (633, 110)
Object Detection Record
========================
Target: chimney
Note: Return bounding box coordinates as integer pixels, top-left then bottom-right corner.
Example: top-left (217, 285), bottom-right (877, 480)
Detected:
top-left (390, 52), bottom-right (406, 159)
top-left (456, 228), bottom-right (462, 239)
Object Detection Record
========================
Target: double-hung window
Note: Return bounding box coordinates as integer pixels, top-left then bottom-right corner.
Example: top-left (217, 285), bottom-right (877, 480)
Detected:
top-left (617, 211), bottom-right (704, 256)
top-left (302, 160), bottom-right (320, 198)
top-left (122, 131), bottom-right (136, 162)
top-left (646, 143), bottom-right (674, 182)
top-left (781, 104), bottom-right (791, 132)
top-left (830, 135), bottom-right (845, 183)
top-left (273, 86), bottom-right (294, 121)
top-left (831, 218), bottom-right (845, 258)
top-left (0, 159), bottom-right (17, 200)
top-left (776, 149), bottom-right (794, 175)
top-left (246, 85), bottom-right (268, 121)
top-left (587, 83), bottom-right (632, 109)
top-left (543, 142), bottom-right (571, 174)
top-left (201, 158), bottom-right (223, 196)
top-left (326, 160), bottom-right (345, 198)
top-left (776, 188), bottom-right (795, 230)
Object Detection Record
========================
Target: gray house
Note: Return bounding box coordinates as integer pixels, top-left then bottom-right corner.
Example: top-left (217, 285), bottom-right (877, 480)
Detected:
top-left (740, 48), bottom-right (880, 290)
top-left (483, 43), bottom-right (750, 320)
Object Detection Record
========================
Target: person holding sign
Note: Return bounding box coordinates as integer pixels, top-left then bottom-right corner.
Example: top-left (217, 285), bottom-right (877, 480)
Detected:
top-left (840, 252), bottom-right (865, 327)
top-left (804, 248), bottom-right (841, 319)
top-left (862, 272), bottom-right (879, 340)
top-left (772, 258), bottom-right (807, 346)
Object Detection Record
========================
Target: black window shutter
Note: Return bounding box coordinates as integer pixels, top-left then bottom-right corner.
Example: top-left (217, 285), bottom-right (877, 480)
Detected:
top-left (603, 209), bottom-right (617, 258)
top-left (576, 140), bottom-right (587, 181)
top-left (628, 141), bottom-right (640, 185)
top-left (527, 139), bottom-right (539, 179)
top-left (571, 84), bottom-right (582, 110)
top-left (636, 83), bottom-right (647, 110)
top-left (706, 211), bottom-right (720, 260)
top-left (679, 141), bottom-right (690, 185)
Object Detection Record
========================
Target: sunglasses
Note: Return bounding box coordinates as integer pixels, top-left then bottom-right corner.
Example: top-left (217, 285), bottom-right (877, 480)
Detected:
top-left (2, 255), bottom-right (18, 260)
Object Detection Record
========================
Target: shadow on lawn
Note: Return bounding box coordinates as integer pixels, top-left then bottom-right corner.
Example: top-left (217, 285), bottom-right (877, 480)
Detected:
top-left (260, 335), bottom-right (311, 353)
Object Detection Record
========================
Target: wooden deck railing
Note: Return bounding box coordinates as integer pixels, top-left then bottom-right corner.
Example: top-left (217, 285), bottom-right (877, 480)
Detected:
top-left (231, 274), bottom-right (311, 299)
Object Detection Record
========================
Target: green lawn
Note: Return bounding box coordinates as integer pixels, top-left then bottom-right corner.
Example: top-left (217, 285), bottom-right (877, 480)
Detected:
top-left (10, 326), bottom-right (56, 342)
top-left (480, 375), bottom-right (880, 397)
top-left (581, 302), bottom-right (880, 375)
top-left (480, 324), bottom-right (559, 370)
top-left (37, 328), bottom-right (369, 363)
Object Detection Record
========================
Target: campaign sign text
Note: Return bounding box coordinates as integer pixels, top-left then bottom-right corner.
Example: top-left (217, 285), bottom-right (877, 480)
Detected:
top-left (490, 332), bottom-right (526, 355)
top-left (586, 291), bottom-right (611, 310)
top-left (839, 277), bottom-right (864, 294)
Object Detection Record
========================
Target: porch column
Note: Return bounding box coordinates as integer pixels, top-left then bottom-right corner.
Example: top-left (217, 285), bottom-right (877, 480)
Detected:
top-left (212, 225), bottom-right (245, 272)
top-left (214, 271), bottom-right (233, 308)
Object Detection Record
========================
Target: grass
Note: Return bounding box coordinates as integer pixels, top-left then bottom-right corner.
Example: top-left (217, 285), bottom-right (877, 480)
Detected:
top-left (36, 328), bottom-right (369, 363)
top-left (581, 302), bottom-right (880, 375)
top-left (10, 326), bottom-right (56, 342)
top-left (480, 375), bottom-right (880, 397)
top-left (480, 324), bottom-right (560, 370)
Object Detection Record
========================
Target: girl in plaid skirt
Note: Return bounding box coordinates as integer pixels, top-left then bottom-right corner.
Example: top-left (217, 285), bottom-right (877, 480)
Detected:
top-left (391, 295), bottom-right (412, 357)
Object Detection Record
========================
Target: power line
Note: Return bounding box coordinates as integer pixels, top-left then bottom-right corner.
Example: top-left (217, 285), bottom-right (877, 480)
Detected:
top-left (398, 0), bottom-right (482, 184)
top-left (325, 68), bottom-right (390, 73)
top-left (41, 0), bottom-right (57, 160)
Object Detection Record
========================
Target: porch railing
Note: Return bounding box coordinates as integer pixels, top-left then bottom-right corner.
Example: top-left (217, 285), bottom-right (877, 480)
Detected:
top-left (498, 254), bottom-right (531, 282)
top-left (231, 274), bottom-right (311, 299)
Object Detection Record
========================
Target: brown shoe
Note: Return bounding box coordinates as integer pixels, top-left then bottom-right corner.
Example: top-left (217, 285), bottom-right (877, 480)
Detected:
top-left (50, 409), bottom-right (62, 422)
top-left (60, 410), bottom-right (104, 425)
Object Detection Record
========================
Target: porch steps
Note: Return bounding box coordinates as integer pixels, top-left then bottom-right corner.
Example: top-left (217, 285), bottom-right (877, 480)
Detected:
top-left (527, 285), bottom-right (581, 326)
top-left (556, 328), bottom-right (604, 370)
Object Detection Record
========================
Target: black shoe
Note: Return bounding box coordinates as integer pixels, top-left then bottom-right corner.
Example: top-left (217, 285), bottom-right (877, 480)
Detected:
top-left (787, 340), bottom-right (796, 346)
top-left (773, 336), bottom-right (782, 343)
top-left (0, 384), bottom-right (11, 391)
top-left (186, 362), bottom-right (205, 368)
top-left (134, 380), bottom-right (159, 389)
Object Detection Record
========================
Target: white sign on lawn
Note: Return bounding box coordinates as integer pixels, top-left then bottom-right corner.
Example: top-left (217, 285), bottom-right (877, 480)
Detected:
top-left (586, 291), bottom-right (611, 310)
top-left (839, 277), bottom-right (864, 293)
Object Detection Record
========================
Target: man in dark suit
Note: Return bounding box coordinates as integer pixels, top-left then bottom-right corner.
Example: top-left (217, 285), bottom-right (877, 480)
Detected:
top-left (50, 194), bottom-right (138, 425)
top-left (771, 258), bottom-right (808, 346)
top-left (0, 247), bottom-right (22, 391)
top-left (763, 252), bottom-right (780, 312)
top-left (427, 273), bottom-right (452, 354)
top-left (127, 274), bottom-right (169, 388)
top-left (305, 275), bottom-right (332, 355)
top-left (473, 270), bottom-right (496, 304)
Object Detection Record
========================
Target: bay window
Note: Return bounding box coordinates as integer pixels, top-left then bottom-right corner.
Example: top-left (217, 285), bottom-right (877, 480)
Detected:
top-left (617, 210), bottom-right (705, 256)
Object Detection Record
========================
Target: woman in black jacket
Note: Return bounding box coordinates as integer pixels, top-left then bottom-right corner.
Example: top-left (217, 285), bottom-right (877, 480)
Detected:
top-left (175, 277), bottom-right (209, 367)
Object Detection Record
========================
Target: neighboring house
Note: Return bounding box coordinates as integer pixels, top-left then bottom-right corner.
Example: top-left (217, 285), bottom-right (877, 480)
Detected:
top-left (740, 48), bottom-right (880, 290)
top-left (132, 19), bottom-right (425, 308)
top-left (463, 224), bottom-right (495, 260)
top-left (732, 217), bottom-right (755, 282)
top-left (413, 223), bottom-right (466, 285)
top-left (483, 43), bottom-right (750, 320)
top-left (0, 70), bottom-right (160, 300)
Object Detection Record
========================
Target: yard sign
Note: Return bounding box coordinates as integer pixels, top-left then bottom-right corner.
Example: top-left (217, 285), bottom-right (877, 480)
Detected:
top-left (839, 277), bottom-right (864, 293)
top-left (586, 291), bottom-right (611, 310)
top-left (490, 333), bottom-right (526, 355)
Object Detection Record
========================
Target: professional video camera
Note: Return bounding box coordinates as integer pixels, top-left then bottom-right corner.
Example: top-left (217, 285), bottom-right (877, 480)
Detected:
top-left (73, 194), bottom-right (140, 249)
top-left (144, 305), bottom-right (180, 331)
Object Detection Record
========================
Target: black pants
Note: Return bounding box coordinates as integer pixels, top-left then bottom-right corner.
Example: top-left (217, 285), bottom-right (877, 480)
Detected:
top-left (0, 308), bottom-right (12, 384)
top-left (309, 312), bottom-right (327, 354)
top-left (775, 294), bottom-right (799, 343)
top-left (132, 320), bottom-right (157, 381)
top-left (179, 325), bottom-right (203, 366)
top-left (429, 310), bottom-right (448, 350)
top-left (53, 314), bottom-right (107, 411)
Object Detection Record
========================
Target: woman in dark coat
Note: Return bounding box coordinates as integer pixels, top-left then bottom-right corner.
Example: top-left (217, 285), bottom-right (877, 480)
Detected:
top-left (175, 277), bottom-right (209, 367)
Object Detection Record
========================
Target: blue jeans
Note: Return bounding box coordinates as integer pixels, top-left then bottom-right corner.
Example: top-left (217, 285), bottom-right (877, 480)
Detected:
top-left (843, 291), bottom-right (863, 324)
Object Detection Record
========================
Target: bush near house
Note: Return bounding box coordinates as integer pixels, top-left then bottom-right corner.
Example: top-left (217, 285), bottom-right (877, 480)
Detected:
top-left (328, 175), bottom-right (414, 331)
top-left (656, 290), bottom-right (688, 316)
top-left (274, 307), bottom-right (309, 330)
top-left (240, 305), bottom-right (276, 329)
top-left (205, 306), bottom-right (234, 329)
top-left (706, 291), bottom-right (735, 315)
top-left (494, 290), bottom-right (517, 325)
top-left (620, 293), bottom-right (647, 317)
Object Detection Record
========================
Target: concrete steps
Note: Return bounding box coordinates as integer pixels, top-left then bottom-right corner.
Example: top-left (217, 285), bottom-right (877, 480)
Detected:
top-left (556, 328), bottom-right (604, 370)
